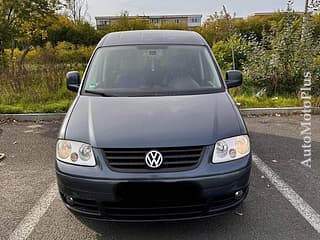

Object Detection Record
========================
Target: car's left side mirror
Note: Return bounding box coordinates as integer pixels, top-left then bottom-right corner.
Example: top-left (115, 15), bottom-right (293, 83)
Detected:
top-left (225, 70), bottom-right (243, 88)
top-left (66, 71), bottom-right (81, 92)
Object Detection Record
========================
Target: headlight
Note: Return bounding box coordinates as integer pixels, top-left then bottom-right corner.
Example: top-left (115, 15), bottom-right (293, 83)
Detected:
top-left (213, 135), bottom-right (250, 163)
top-left (56, 140), bottom-right (96, 166)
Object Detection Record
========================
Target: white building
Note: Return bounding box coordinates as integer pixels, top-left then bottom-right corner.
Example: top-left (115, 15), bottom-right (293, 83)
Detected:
top-left (95, 14), bottom-right (202, 29)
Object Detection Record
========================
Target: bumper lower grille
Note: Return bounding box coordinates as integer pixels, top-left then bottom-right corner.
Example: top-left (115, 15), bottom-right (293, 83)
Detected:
top-left (102, 202), bottom-right (206, 220)
top-left (61, 192), bottom-right (246, 221)
top-left (103, 146), bottom-right (204, 172)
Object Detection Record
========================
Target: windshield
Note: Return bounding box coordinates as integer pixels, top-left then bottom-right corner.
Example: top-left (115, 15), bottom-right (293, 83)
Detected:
top-left (83, 45), bottom-right (223, 97)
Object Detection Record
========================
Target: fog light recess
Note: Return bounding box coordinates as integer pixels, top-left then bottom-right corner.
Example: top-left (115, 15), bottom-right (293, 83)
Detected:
top-left (66, 196), bottom-right (74, 205)
top-left (234, 190), bottom-right (244, 200)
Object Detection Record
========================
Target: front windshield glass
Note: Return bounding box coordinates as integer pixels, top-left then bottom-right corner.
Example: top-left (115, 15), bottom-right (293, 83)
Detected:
top-left (83, 45), bottom-right (223, 96)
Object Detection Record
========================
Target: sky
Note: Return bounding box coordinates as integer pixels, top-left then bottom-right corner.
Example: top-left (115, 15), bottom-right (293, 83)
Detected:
top-left (86, 0), bottom-right (306, 22)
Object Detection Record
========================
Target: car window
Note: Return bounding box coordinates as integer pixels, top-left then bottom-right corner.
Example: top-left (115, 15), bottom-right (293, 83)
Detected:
top-left (83, 45), bottom-right (223, 96)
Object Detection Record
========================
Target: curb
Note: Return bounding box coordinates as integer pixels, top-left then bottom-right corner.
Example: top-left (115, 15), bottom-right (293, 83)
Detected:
top-left (240, 107), bottom-right (320, 116)
top-left (0, 113), bottom-right (66, 122)
top-left (0, 107), bottom-right (319, 122)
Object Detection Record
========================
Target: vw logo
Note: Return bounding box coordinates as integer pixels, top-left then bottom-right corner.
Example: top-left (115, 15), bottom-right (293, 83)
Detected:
top-left (145, 150), bottom-right (163, 169)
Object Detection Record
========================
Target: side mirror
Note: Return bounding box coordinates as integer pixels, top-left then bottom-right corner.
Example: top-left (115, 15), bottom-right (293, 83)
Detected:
top-left (66, 71), bottom-right (81, 92)
top-left (225, 70), bottom-right (243, 88)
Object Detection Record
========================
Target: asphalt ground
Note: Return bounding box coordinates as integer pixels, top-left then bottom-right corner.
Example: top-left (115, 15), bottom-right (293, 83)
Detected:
top-left (0, 115), bottom-right (319, 240)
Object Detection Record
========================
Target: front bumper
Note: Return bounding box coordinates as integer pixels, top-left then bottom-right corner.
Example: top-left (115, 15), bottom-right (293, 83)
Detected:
top-left (56, 164), bottom-right (251, 222)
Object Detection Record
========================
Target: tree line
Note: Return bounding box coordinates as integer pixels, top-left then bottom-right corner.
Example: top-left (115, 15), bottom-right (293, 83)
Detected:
top-left (1, 0), bottom-right (319, 64)
top-left (0, 0), bottom-right (319, 96)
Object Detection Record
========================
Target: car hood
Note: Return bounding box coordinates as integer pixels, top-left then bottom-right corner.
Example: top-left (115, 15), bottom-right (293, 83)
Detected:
top-left (64, 93), bottom-right (246, 148)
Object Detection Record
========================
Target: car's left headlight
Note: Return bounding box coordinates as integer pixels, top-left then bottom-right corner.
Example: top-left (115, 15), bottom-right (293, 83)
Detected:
top-left (56, 140), bottom-right (96, 166)
top-left (213, 135), bottom-right (250, 163)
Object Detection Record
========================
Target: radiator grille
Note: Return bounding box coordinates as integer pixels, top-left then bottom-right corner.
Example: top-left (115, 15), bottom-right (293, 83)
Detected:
top-left (104, 146), bottom-right (203, 172)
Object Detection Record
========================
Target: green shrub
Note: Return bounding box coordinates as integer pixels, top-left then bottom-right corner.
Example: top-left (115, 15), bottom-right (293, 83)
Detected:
top-left (55, 41), bottom-right (94, 63)
top-left (7, 42), bottom-right (94, 65)
top-left (212, 35), bottom-right (248, 71)
top-left (242, 2), bottom-right (320, 96)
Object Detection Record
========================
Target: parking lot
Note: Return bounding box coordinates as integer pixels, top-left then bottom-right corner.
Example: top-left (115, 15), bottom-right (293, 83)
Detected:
top-left (0, 115), bottom-right (320, 240)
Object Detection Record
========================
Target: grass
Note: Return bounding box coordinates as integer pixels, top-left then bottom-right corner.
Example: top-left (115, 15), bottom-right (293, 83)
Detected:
top-left (1, 95), bottom-right (320, 114)
top-left (233, 95), bottom-right (320, 108)
top-left (0, 79), bottom-right (76, 114)
top-left (0, 100), bottom-right (72, 114)
top-left (0, 62), bottom-right (80, 114)
top-left (234, 96), bottom-right (300, 108)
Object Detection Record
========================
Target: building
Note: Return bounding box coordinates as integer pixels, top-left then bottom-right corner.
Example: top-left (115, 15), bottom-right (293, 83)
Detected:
top-left (95, 14), bottom-right (202, 29)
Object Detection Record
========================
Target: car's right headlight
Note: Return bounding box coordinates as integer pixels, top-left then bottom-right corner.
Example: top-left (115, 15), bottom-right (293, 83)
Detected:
top-left (56, 140), bottom-right (96, 166)
top-left (213, 135), bottom-right (250, 163)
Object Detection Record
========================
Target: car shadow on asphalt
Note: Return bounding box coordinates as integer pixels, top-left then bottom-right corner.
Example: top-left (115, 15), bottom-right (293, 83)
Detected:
top-left (75, 210), bottom-right (241, 240)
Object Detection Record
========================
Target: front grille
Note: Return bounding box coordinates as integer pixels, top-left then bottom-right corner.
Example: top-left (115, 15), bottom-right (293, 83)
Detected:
top-left (104, 146), bottom-right (204, 172)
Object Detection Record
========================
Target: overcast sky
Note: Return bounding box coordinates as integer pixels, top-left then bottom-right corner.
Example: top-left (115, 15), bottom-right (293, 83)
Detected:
top-left (86, 0), bottom-right (305, 21)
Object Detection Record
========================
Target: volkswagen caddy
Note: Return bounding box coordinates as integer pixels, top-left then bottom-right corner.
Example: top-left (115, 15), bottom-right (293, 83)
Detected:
top-left (56, 30), bottom-right (251, 222)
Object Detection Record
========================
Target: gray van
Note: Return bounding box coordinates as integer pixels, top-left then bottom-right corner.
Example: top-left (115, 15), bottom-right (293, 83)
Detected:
top-left (56, 30), bottom-right (251, 222)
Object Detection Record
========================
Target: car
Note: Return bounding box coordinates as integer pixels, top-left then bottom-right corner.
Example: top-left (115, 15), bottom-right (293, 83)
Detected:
top-left (56, 30), bottom-right (251, 222)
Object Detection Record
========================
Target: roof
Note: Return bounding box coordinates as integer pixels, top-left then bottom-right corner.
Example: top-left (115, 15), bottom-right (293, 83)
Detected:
top-left (149, 14), bottom-right (202, 19)
top-left (95, 14), bottom-right (202, 20)
top-left (98, 30), bottom-right (207, 47)
top-left (95, 16), bottom-right (148, 20)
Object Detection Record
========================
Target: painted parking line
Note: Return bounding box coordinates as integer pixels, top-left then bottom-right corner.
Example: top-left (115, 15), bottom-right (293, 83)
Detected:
top-left (8, 183), bottom-right (58, 240)
top-left (253, 154), bottom-right (320, 234)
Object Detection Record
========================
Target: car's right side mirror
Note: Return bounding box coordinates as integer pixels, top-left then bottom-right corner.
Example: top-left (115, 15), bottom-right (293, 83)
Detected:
top-left (66, 71), bottom-right (81, 92)
top-left (225, 70), bottom-right (243, 88)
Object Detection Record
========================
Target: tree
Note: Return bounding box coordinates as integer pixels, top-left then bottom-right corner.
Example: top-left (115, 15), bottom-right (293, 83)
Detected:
top-left (98, 11), bottom-right (153, 34)
top-left (309, 0), bottom-right (320, 10)
top-left (303, 0), bottom-right (320, 37)
top-left (312, 13), bottom-right (320, 39)
top-left (212, 35), bottom-right (248, 72)
top-left (63, 0), bottom-right (88, 23)
top-left (234, 13), bottom-right (284, 42)
top-left (0, 0), bottom-right (60, 68)
top-left (47, 15), bottom-right (75, 45)
top-left (243, 0), bottom-right (320, 96)
top-left (201, 11), bottom-right (232, 46)
top-left (47, 15), bottom-right (99, 46)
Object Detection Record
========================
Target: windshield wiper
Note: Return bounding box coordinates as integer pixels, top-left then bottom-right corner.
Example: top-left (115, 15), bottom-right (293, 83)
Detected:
top-left (84, 90), bottom-right (117, 97)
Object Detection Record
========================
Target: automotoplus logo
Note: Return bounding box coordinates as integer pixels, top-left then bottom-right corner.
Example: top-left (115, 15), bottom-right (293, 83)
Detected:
top-left (300, 72), bottom-right (312, 168)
